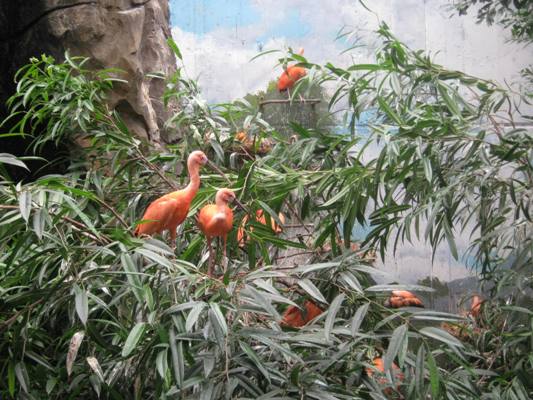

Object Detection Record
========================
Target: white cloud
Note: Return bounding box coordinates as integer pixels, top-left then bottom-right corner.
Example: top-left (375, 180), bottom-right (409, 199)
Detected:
top-left (172, 0), bottom-right (531, 103)
top-left (170, 0), bottom-right (530, 282)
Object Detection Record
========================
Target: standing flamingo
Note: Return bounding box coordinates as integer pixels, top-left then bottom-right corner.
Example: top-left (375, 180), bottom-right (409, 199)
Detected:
top-left (197, 188), bottom-right (245, 277)
top-left (277, 48), bottom-right (306, 96)
top-left (134, 151), bottom-right (219, 248)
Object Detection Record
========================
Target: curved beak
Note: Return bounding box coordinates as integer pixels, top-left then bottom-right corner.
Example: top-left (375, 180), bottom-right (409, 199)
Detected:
top-left (233, 197), bottom-right (249, 213)
top-left (206, 160), bottom-right (231, 184)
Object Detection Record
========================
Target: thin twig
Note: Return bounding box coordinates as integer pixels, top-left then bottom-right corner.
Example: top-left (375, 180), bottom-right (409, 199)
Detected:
top-left (259, 99), bottom-right (321, 106)
top-left (0, 299), bottom-right (44, 333)
top-left (0, 204), bottom-right (111, 244)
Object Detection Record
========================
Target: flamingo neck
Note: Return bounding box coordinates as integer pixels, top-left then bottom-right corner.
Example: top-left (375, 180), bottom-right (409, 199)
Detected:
top-left (184, 162), bottom-right (201, 200)
top-left (215, 194), bottom-right (229, 208)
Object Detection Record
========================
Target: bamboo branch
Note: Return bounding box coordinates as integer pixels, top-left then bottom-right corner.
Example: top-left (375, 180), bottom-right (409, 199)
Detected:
top-left (259, 98), bottom-right (321, 106)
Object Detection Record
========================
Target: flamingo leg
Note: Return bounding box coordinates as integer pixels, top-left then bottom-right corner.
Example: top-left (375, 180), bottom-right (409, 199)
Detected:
top-left (207, 237), bottom-right (215, 277)
top-left (169, 227), bottom-right (177, 250)
top-left (222, 235), bottom-right (228, 274)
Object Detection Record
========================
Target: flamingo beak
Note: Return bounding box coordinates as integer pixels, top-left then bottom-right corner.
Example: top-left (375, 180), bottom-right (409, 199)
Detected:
top-left (233, 197), bottom-right (249, 213)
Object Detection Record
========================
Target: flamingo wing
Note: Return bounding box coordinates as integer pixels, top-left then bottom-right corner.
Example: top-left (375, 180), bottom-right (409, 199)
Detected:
top-left (198, 205), bottom-right (233, 237)
top-left (135, 197), bottom-right (180, 236)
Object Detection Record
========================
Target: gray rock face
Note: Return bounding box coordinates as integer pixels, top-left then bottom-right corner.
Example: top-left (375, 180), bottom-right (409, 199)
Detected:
top-left (0, 0), bottom-right (178, 145)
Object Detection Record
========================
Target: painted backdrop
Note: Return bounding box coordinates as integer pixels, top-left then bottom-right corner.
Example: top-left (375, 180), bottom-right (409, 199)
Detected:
top-left (169, 0), bottom-right (532, 289)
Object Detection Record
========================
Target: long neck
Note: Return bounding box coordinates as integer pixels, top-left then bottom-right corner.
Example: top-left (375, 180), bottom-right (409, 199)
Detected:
top-left (184, 161), bottom-right (201, 200)
top-left (215, 194), bottom-right (229, 209)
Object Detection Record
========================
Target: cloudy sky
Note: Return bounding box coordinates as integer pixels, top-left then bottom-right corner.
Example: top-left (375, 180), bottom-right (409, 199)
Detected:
top-left (169, 0), bottom-right (531, 282)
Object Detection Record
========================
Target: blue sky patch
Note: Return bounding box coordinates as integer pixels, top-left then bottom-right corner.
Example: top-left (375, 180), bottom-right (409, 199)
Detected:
top-left (170, 0), bottom-right (260, 35)
top-left (171, 0), bottom-right (312, 41)
top-left (257, 9), bottom-right (311, 42)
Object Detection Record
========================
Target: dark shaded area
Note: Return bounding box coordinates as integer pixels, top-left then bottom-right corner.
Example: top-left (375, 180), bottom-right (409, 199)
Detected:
top-left (0, 1), bottom-right (73, 181)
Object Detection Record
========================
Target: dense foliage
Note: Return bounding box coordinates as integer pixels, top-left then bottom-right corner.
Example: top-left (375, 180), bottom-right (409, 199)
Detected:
top-left (0, 24), bottom-right (532, 400)
top-left (452, 0), bottom-right (533, 43)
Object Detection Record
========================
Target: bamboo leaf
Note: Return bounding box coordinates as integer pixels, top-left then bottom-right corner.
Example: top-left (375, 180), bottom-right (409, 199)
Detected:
top-left (0, 153), bottom-right (29, 170)
top-left (420, 326), bottom-right (464, 348)
top-left (297, 279), bottom-right (328, 304)
top-left (122, 322), bottom-right (146, 357)
top-left (350, 303), bottom-right (370, 337)
top-left (14, 362), bottom-right (29, 393)
top-left (169, 327), bottom-right (184, 387)
top-left (186, 302), bottom-right (206, 332)
top-left (325, 293), bottom-right (345, 341)
top-left (19, 191), bottom-right (31, 222)
top-left (384, 324), bottom-right (408, 370)
top-left (66, 331), bottom-right (85, 377)
top-left (427, 350), bottom-right (440, 398)
top-left (239, 341), bottom-right (271, 383)
top-left (86, 357), bottom-right (105, 382)
top-left (156, 349), bottom-right (168, 379)
top-left (73, 285), bottom-right (89, 325)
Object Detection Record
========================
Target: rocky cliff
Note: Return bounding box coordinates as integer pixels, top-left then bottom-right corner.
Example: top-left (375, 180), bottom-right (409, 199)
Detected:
top-left (0, 0), bottom-right (178, 145)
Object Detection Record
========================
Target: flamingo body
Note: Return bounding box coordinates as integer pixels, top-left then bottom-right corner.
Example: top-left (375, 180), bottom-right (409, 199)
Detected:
top-left (366, 357), bottom-right (404, 394)
top-left (280, 300), bottom-right (323, 328)
top-left (198, 204), bottom-right (234, 238)
top-left (198, 189), bottom-right (236, 276)
top-left (470, 295), bottom-right (483, 319)
top-left (135, 192), bottom-right (190, 236)
top-left (385, 290), bottom-right (424, 308)
top-left (134, 151), bottom-right (208, 246)
top-left (277, 65), bottom-right (306, 92)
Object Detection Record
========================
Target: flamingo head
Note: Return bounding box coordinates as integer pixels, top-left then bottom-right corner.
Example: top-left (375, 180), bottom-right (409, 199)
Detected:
top-left (216, 188), bottom-right (236, 204)
top-left (189, 150), bottom-right (208, 166)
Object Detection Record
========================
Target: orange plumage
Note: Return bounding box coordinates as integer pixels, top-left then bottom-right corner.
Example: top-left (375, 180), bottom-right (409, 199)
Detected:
top-left (280, 300), bottom-right (323, 328)
top-left (365, 357), bottom-right (404, 395)
top-left (385, 290), bottom-right (424, 308)
top-left (277, 47), bottom-right (306, 92)
top-left (470, 295), bottom-right (483, 319)
top-left (198, 189), bottom-right (236, 277)
top-left (134, 151), bottom-right (208, 247)
top-left (237, 209), bottom-right (285, 246)
top-left (234, 131), bottom-right (272, 155)
top-left (277, 65), bottom-right (307, 92)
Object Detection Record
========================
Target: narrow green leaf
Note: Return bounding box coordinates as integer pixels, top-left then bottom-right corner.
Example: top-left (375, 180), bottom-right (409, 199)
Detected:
top-left (122, 322), bottom-right (146, 357)
top-left (209, 303), bottom-right (228, 334)
top-left (239, 341), bottom-right (271, 383)
top-left (14, 362), bottom-right (29, 393)
top-left (325, 293), bottom-right (345, 341)
top-left (66, 331), bottom-right (85, 377)
top-left (169, 328), bottom-right (184, 387)
top-left (420, 326), bottom-right (463, 348)
top-left (73, 285), bottom-right (89, 325)
top-left (156, 349), bottom-right (168, 379)
top-left (86, 357), bottom-right (104, 383)
top-left (422, 157), bottom-right (432, 183)
top-left (8, 362), bottom-right (15, 397)
top-left (18, 191), bottom-right (31, 222)
top-left (297, 279), bottom-right (328, 304)
top-left (186, 302), bottom-right (206, 332)
top-left (350, 303), bottom-right (369, 337)
top-left (415, 345), bottom-right (425, 396)
top-left (0, 153), bottom-right (29, 170)
top-left (427, 350), bottom-right (440, 398)
top-left (167, 38), bottom-right (183, 60)
top-left (384, 324), bottom-right (408, 371)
